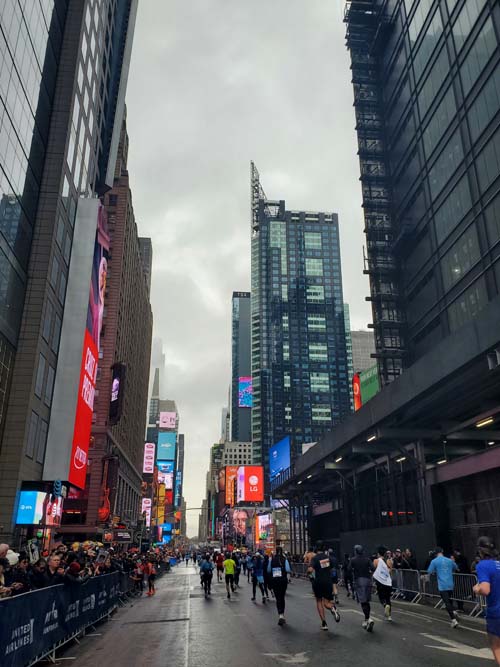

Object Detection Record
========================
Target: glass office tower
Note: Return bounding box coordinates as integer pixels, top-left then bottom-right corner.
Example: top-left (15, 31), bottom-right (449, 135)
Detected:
top-left (231, 291), bottom-right (252, 443)
top-left (345, 0), bottom-right (500, 385)
top-left (251, 163), bottom-right (351, 474)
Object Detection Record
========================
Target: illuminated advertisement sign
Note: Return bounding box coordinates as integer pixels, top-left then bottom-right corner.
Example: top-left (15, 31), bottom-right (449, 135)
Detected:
top-left (157, 460), bottom-right (175, 474)
top-left (159, 411), bottom-right (176, 429)
top-left (157, 460), bottom-right (175, 488)
top-left (228, 507), bottom-right (255, 538)
top-left (353, 365), bottom-right (380, 411)
top-left (141, 497), bottom-right (152, 527)
top-left (69, 205), bottom-right (109, 488)
top-left (225, 466), bottom-right (239, 507)
top-left (353, 373), bottom-right (362, 411)
top-left (236, 465), bottom-right (264, 503)
top-left (157, 431), bottom-right (176, 461)
top-left (269, 436), bottom-right (291, 482)
top-left (238, 376), bottom-right (253, 408)
top-left (257, 513), bottom-right (272, 541)
top-left (15, 491), bottom-right (64, 526)
top-left (143, 442), bottom-right (155, 473)
top-left (109, 362), bottom-right (126, 425)
top-left (174, 471), bottom-right (182, 507)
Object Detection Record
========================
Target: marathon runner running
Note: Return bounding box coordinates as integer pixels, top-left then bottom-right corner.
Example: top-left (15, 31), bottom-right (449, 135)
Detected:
top-left (427, 547), bottom-right (459, 628)
top-left (350, 544), bottom-right (375, 632)
top-left (251, 551), bottom-right (267, 603)
top-left (307, 541), bottom-right (341, 631)
top-left (215, 551), bottom-right (224, 582)
top-left (223, 552), bottom-right (236, 599)
top-left (200, 553), bottom-right (214, 598)
top-left (373, 545), bottom-right (393, 621)
top-left (267, 546), bottom-right (292, 626)
top-left (473, 536), bottom-right (500, 665)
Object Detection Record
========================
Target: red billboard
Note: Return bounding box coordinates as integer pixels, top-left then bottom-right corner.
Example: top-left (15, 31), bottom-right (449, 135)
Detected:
top-left (236, 465), bottom-right (264, 503)
top-left (69, 205), bottom-right (109, 488)
top-left (68, 329), bottom-right (98, 487)
top-left (225, 466), bottom-right (239, 507)
top-left (353, 373), bottom-right (362, 411)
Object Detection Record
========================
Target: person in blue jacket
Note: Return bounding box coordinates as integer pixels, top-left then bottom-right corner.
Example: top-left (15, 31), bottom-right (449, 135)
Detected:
top-left (473, 536), bottom-right (500, 665)
top-left (427, 547), bottom-right (459, 627)
top-left (251, 551), bottom-right (267, 603)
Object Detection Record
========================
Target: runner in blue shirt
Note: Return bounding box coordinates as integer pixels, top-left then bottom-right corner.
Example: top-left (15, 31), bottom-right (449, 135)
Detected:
top-left (473, 536), bottom-right (500, 665)
top-left (427, 547), bottom-right (459, 627)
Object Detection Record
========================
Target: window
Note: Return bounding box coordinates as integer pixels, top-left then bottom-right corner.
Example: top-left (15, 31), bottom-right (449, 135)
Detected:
top-left (484, 192), bottom-right (500, 247)
top-left (56, 216), bottom-right (64, 248)
top-left (42, 300), bottom-right (53, 342)
top-left (281, 284), bottom-right (288, 301)
top-left (460, 17), bottom-right (497, 99)
top-left (428, 129), bottom-right (464, 200)
top-left (26, 411), bottom-right (38, 458)
top-left (310, 372), bottom-right (330, 393)
top-left (448, 276), bottom-right (488, 331)
top-left (441, 226), bottom-right (481, 291)
top-left (418, 47), bottom-right (450, 119)
top-left (58, 271), bottom-right (67, 304)
top-left (307, 315), bottom-right (326, 331)
top-left (304, 232), bottom-right (322, 250)
top-left (452, 0), bottom-right (487, 53)
top-left (309, 343), bottom-right (328, 362)
top-left (44, 366), bottom-right (55, 407)
top-left (282, 314), bottom-right (289, 331)
top-left (306, 285), bottom-right (325, 303)
top-left (51, 314), bottom-right (62, 353)
top-left (434, 174), bottom-right (472, 243)
top-left (413, 8), bottom-right (443, 83)
top-left (63, 232), bottom-right (71, 264)
top-left (468, 67), bottom-right (500, 144)
top-left (108, 194), bottom-right (118, 206)
top-left (50, 255), bottom-right (59, 289)
top-left (283, 342), bottom-right (289, 361)
top-left (422, 85), bottom-right (456, 158)
top-left (36, 419), bottom-right (48, 465)
top-left (305, 258), bottom-right (323, 276)
top-left (475, 127), bottom-right (500, 195)
top-left (35, 354), bottom-right (46, 397)
top-left (312, 404), bottom-right (332, 422)
top-left (284, 372), bottom-right (290, 388)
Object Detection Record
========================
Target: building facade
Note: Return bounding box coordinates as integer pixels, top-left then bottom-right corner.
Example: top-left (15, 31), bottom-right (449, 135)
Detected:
top-left (344, 304), bottom-right (355, 411)
top-left (222, 441), bottom-right (253, 467)
top-left (351, 330), bottom-right (376, 373)
top-left (0, 0), bottom-right (138, 541)
top-left (251, 163), bottom-right (351, 476)
top-left (58, 116), bottom-right (153, 538)
top-left (230, 291), bottom-right (252, 443)
top-left (138, 237), bottom-right (152, 297)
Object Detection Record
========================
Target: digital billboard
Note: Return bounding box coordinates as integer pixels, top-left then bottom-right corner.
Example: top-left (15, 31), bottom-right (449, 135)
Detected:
top-left (15, 491), bottom-right (64, 526)
top-left (109, 362), bottom-right (126, 424)
top-left (238, 376), bottom-right (253, 408)
top-left (353, 365), bottom-right (380, 411)
top-left (353, 373), bottom-right (362, 411)
top-left (174, 471), bottom-right (182, 507)
top-left (143, 442), bottom-right (155, 473)
top-left (157, 431), bottom-right (176, 460)
top-left (157, 460), bottom-right (175, 474)
top-left (225, 466), bottom-right (239, 507)
top-left (69, 205), bottom-right (109, 488)
top-left (228, 507), bottom-right (256, 539)
top-left (159, 411), bottom-right (176, 429)
top-left (269, 436), bottom-right (291, 481)
top-left (257, 513), bottom-right (272, 541)
top-left (141, 497), bottom-right (152, 527)
top-left (236, 465), bottom-right (264, 503)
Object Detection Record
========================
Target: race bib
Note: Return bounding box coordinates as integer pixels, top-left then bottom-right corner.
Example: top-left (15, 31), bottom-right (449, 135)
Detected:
top-left (272, 567), bottom-right (282, 578)
top-left (319, 558), bottom-right (330, 569)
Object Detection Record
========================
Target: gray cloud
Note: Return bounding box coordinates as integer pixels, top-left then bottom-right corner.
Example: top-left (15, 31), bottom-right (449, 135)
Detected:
top-left (126, 0), bottom-right (372, 536)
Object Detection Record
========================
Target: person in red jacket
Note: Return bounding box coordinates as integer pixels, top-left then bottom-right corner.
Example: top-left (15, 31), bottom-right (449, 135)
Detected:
top-left (144, 560), bottom-right (157, 596)
top-left (215, 552), bottom-right (224, 582)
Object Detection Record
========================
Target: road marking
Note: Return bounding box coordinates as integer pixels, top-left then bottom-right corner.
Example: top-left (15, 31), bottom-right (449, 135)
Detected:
top-left (395, 608), bottom-right (487, 635)
top-left (263, 652), bottom-right (309, 664)
top-left (421, 633), bottom-right (493, 660)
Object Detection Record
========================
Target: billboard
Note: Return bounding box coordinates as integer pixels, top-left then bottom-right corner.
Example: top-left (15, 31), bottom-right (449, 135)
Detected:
top-left (236, 465), bottom-right (264, 503)
top-left (109, 362), bottom-right (126, 424)
top-left (143, 442), bottom-right (155, 474)
top-left (159, 411), bottom-right (176, 429)
top-left (238, 376), bottom-right (253, 408)
top-left (141, 497), bottom-right (152, 527)
top-left (174, 471), bottom-right (182, 507)
top-left (269, 436), bottom-right (291, 481)
top-left (157, 431), bottom-right (176, 460)
top-left (353, 373), bottom-right (362, 411)
top-left (225, 466), bottom-right (239, 507)
top-left (157, 460), bottom-right (175, 474)
top-left (69, 205), bottom-right (109, 488)
top-left (15, 491), bottom-right (64, 526)
top-left (353, 364), bottom-right (380, 411)
top-left (228, 507), bottom-right (256, 539)
top-left (256, 513), bottom-right (272, 541)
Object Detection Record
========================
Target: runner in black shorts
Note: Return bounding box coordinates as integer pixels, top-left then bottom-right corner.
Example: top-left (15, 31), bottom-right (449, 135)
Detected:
top-left (308, 542), bottom-right (341, 631)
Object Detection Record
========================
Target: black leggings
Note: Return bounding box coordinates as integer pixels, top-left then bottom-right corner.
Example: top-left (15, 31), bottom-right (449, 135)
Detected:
top-left (361, 602), bottom-right (371, 620)
top-left (148, 575), bottom-right (155, 592)
top-left (273, 579), bottom-right (287, 614)
top-left (375, 581), bottom-right (392, 609)
top-left (252, 576), bottom-right (266, 598)
top-left (440, 590), bottom-right (455, 619)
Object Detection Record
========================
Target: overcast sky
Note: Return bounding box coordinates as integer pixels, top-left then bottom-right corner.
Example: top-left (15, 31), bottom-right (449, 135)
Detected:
top-left (126, 0), bottom-right (372, 536)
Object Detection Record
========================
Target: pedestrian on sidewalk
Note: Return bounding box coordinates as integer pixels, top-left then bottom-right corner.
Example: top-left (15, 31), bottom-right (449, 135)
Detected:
top-left (427, 547), bottom-right (459, 628)
top-left (307, 541), bottom-right (341, 632)
top-left (373, 545), bottom-right (393, 621)
top-left (350, 544), bottom-right (375, 632)
top-left (473, 536), bottom-right (500, 665)
top-left (145, 559), bottom-right (156, 596)
top-left (268, 546), bottom-right (291, 626)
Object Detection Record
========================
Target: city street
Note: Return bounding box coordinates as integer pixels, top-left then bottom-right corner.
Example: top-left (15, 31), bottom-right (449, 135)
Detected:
top-left (60, 565), bottom-right (494, 666)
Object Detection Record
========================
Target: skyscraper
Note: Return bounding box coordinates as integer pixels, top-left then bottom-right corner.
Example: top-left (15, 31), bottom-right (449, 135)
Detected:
top-left (0, 0), bottom-right (138, 541)
top-left (251, 163), bottom-right (351, 475)
top-left (138, 237), bottom-right (153, 297)
top-left (345, 0), bottom-right (500, 386)
top-left (231, 291), bottom-right (252, 443)
top-left (344, 304), bottom-right (355, 411)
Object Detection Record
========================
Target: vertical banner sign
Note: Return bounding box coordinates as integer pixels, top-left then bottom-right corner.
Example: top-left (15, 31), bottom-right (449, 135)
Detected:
top-left (143, 442), bottom-right (155, 473)
top-left (225, 466), bottom-right (239, 507)
top-left (69, 206), bottom-right (109, 488)
top-left (353, 373), bottom-right (362, 411)
top-left (141, 498), bottom-right (152, 527)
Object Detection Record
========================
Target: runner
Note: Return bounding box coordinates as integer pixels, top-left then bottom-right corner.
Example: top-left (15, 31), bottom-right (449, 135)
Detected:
top-left (246, 553), bottom-right (253, 582)
top-left (215, 551), bottom-right (224, 582)
top-left (328, 548), bottom-right (339, 605)
top-left (185, 553), bottom-right (190, 567)
top-left (251, 551), bottom-right (267, 603)
top-left (307, 541), bottom-right (341, 631)
top-left (263, 553), bottom-right (274, 599)
top-left (373, 545), bottom-right (393, 621)
top-left (350, 545), bottom-right (375, 632)
top-left (343, 553), bottom-right (355, 599)
top-left (223, 552), bottom-right (236, 599)
top-left (473, 536), bottom-right (500, 665)
top-left (427, 547), bottom-right (459, 628)
top-left (200, 553), bottom-right (214, 598)
top-left (268, 546), bottom-right (291, 626)
top-left (144, 559), bottom-right (156, 596)
top-left (233, 551), bottom-right (241, 588)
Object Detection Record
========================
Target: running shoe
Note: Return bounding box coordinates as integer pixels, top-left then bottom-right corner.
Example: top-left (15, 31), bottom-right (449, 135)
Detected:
top-left (362, 621), bottom-right (367, 630)
top-left (451, 618), bottom-right (459, 628)
top-left (321, 620), bottom-right (328, 631)
top-left (330, 606), bottom-right (340, 623)
top-left (384, 604), bottom-right (391, 619)
top-left (251, 597), bottom-right (256, 601)
top-left (278, 615), bottom-right (286, 626)
top-left (367, 618), bottom-right (374, 632)
top-left (227, 592), bottom-right (230, 599)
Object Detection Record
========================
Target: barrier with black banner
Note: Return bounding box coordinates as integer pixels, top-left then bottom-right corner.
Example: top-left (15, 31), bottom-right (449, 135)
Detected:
top-left (0, 572), bottom-right (120, 667)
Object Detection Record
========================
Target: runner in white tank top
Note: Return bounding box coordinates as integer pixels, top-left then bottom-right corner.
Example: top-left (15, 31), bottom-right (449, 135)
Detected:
top-left (373, 546), bottom-right (393, 621)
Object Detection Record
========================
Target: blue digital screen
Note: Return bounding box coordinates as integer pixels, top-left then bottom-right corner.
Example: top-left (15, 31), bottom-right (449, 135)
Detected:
top-left (160, 523), bottom-right (173, 532)
top-left (157, 431), bottom-right (176, 460)
top-left (174, 471), bottom-right (182, 506)
top-left (157, 460), bottom-right (175, 474)
top-left (269, 436), bottom-right (291, 481)
top-left (16, 490), bottom-right (45, 524)
top-left (238, 376), bottom-right (253, 408)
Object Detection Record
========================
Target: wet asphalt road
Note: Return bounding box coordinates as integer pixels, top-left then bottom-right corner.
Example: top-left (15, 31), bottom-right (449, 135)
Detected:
top-left (59, 564), bottom-right (495, 666)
